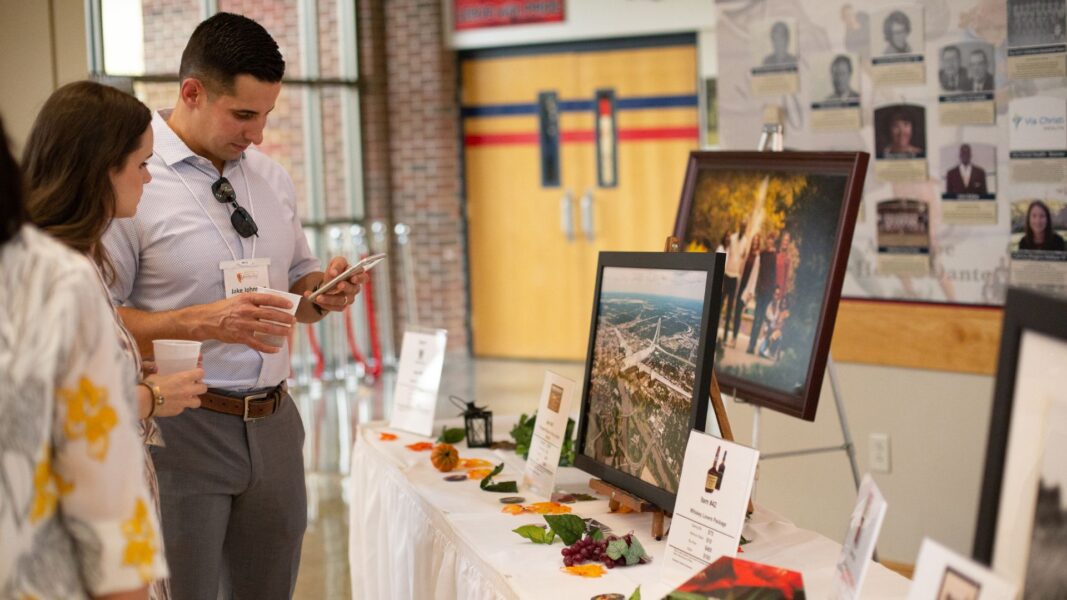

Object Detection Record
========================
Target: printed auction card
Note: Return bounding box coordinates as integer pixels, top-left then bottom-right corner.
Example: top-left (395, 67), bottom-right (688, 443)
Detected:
top-left (520, 371), bottom-right (577, 497)
top-left (907, 538), bottom-right (1016, 600)
top-left (388, 328), bottom-right (447, 437)
top-left (830, 474), bottom-right (888, 600)
top-left (663, 430), bottom-right (759, 585)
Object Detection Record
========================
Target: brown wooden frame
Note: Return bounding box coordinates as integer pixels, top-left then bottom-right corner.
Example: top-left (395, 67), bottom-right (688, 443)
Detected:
top-left (672, 150), bottom-right (869, 421)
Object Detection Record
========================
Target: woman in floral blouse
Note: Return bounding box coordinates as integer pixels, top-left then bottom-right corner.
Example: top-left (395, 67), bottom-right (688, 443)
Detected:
top-left (16, 82), bottom-right (207, 599)
top-left (0, 113), bottom-right (167, 599)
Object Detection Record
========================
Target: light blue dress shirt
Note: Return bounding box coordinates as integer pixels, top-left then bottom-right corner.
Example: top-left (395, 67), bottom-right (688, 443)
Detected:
top-left (103, 110), bottom-right (320, 391)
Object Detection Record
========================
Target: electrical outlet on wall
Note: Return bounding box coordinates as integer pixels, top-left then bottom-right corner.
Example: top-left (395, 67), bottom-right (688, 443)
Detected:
top-left (869, 433), bottom-right (891, 473)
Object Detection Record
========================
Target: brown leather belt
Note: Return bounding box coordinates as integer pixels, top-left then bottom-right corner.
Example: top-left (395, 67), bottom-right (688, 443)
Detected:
top-left (199, 382), bottom-right (287, 421)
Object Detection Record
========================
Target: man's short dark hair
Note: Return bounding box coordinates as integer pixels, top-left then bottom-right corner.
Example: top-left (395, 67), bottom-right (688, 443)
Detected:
top-left (832, 54), bottom-right (853, 72)
top-left (771, 21), bottom-right (789, 40)
top-left (883, 10), bottom-right (911, 40)
top-left (179, 12), bottom-right (285, 94)
top-left (942, 45), bottom-right (961, 58)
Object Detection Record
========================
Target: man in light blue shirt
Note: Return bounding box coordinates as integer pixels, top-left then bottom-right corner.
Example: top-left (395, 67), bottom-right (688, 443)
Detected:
top-left (103, 13), bottom-right (367, 600)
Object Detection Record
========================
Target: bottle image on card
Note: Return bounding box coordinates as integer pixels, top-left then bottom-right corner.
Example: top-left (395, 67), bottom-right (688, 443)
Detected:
top-left (547, 384), bottom-right (563, 413)
top-left (715, 450), bottom-right (727, 491)
top-left (705, 447), bottom-right (721, 493)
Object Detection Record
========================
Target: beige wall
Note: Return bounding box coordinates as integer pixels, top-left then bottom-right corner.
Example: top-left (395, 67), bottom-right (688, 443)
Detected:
top-left (0, 0), bottom-right (88, 153)
top-left (723, 362), bottom-right (994, 564)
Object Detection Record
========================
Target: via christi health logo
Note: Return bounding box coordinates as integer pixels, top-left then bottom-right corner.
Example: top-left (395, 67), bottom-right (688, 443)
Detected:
top-left (1012, 114), bottom-right (1024, 129)
top-left (1012, 114), bottom-right (1067, 130)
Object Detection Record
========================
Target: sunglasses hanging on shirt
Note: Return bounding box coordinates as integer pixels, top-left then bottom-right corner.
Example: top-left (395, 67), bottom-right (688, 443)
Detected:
top-left (211, 176), bottom-right (259, 238)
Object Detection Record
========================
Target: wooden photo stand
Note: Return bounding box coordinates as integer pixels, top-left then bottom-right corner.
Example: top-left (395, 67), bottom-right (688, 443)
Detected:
top-left (588, 236), bottom-right (742, 541)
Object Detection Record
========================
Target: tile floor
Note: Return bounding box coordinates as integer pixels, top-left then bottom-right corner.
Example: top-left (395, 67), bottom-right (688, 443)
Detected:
top-left (291, 355), bottom-right (584, 599)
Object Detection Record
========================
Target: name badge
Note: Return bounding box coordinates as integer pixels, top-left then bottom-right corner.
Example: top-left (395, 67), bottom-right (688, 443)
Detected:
top-left (221, 258), bottom-right (272, 298)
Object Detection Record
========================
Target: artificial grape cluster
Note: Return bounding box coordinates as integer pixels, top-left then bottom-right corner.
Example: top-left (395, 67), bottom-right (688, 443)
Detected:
top-left (560, 533), bottom-right (641, 569)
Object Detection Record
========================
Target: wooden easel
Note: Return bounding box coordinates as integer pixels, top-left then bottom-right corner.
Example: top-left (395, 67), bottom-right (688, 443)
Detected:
top-left (587, 236), bottom-right (742, 541)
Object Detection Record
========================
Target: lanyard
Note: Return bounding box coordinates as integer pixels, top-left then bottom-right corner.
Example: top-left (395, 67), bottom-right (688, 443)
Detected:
top-left (166, 157), bottom-right (257, 261)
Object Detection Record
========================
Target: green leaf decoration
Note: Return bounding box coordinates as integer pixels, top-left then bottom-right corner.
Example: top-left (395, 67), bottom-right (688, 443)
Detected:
top-left (589, 528), bottom-right (604, 542)
top-left (480, 463), bottom-right (519, 493)
top-left (510, 412), bottom-right (578, 466)
top-left (740, 534), bottom-right (751, 546)
top-left (666, 592), bottom-right (707, 600)
top-left (628, 586), bottom-right (641, 600)
top-left (543, 514), bottom-right (586, 546)
top-left (623, 536), bottom-right (648, 566)
top-left (606, 538), bottom-right (628, 560)
top-left (513, 524), bottom-right (556, 545)
top-left (437, 427), bottom-right (465, 444)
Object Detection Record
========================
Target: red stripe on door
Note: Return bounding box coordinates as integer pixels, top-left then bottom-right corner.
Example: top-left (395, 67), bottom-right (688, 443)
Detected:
top-left (465, 126), bottom-right (698, 147)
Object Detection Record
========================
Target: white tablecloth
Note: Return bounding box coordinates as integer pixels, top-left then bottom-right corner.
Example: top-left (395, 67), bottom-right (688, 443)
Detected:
top-left (349, 419), bottom-right (911, 599)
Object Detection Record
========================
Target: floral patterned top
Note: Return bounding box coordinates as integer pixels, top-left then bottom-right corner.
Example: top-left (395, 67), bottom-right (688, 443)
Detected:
top-left (0, 226), bottom-right (168, 599)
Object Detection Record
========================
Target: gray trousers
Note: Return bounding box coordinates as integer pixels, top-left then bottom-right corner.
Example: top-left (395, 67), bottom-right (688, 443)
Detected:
top-left (151, 393), bottom-right (307, 600)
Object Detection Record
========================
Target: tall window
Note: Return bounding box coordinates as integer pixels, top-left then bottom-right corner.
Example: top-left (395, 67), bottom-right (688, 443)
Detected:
top-left (87, 0), bottom-right (364, 224)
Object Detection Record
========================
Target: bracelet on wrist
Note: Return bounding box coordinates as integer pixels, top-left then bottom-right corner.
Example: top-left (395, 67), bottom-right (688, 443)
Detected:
top-left (140, 378), bottom-right (165, 418)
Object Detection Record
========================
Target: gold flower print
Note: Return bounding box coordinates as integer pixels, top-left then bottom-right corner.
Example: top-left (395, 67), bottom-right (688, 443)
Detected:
top-left (30, 450), bottom-right (73, 523)
top-left (60, 376), bottom-right (117, 461)
top-left (122, 498), bottom-right (157, 583)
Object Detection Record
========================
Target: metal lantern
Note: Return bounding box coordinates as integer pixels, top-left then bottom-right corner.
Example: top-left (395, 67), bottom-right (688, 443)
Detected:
top-left (462, 402), bottom-right (493, 448)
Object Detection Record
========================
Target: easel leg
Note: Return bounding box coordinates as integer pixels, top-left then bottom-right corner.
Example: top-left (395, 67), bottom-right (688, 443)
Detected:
top-left (828, 353), bottom-right (862, 492)
top-left (652, 512), bottom-right (665, 540)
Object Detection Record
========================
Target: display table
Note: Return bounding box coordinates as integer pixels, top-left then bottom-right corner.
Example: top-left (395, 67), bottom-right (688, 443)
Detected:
top-left (349, 419), bottom-right (911, 599)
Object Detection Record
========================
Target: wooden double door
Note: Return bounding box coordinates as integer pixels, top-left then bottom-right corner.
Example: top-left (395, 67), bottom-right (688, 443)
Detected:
top-left (462, 35), bottom-right (699, 360)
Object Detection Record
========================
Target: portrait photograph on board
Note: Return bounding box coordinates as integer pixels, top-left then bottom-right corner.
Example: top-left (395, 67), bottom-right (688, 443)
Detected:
top-left (941, 143), bottom-right (996, 198)
top-left (874, 105), bottom-right (927, 159)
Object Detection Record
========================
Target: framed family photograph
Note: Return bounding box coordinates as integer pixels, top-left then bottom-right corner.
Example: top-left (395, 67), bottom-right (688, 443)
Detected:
top-left (574, 251), bottom-right (725, 512)
top-left (672, 151), bottom-right (868, 420)
top-left (974, 288), bottom-right (1067, 597)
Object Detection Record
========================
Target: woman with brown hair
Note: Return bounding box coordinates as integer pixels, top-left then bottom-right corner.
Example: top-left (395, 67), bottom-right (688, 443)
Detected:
top-left (0, 110), bottom-right (166, 598)
top-left (1018, 200), bottom-right (1066, 251)
top-left (22, 81), bottom-right (207, 600)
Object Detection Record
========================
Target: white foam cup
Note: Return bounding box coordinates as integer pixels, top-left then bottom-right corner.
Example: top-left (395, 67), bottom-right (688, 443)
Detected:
top-left (252, 288), bottom-right (302, 348)
top-left (153, 340), bottom-right (202, 375)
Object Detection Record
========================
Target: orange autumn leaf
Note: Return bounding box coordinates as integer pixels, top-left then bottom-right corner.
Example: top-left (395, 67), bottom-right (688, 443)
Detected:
top-left (561, 564), bottom-right (606, 578)
top-left (467, 468), bottom-right (492, 480)
top-left (501, 505), bottom-right (525, 515)
top-left (527, 502), bottom-right (572, 515)
top-left (379, 432), bottom-right (397, 441)
top-left (405, 442), bottom-right (434, 451)
top-left (458, 458), bottom-right (492, 469)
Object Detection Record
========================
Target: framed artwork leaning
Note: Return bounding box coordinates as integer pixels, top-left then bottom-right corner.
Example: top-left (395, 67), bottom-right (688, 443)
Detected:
top-left (673, 151), bottom-right (869, 421)
top-left (574, 251), bottom-right (726, 513)
top-left (973, 287), bottom-right (1067, 596)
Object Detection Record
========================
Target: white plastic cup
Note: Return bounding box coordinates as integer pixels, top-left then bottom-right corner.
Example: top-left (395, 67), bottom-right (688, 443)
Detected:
top-left (252, 288), bottom-right (302, 348)
top-left (153, 340), bottom-right (202, 375)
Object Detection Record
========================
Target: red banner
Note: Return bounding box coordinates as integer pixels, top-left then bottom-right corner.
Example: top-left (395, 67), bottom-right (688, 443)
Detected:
top-left (454, 0), bottom-right (565, 31)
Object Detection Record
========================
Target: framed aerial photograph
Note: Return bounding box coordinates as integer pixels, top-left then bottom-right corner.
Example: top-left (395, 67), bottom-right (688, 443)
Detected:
top-left (974, 288), bottom-right (1067, 597)
top-left (574, 251), bottom-right (726, 513)
top-left (673, 151), bottom-right (868, 421)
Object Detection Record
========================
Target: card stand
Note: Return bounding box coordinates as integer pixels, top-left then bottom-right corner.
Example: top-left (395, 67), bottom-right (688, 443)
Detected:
top-left (588, 478), bottom-right (669, 540)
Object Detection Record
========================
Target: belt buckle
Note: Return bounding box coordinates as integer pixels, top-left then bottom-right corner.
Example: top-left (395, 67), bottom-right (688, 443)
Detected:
top-left (242, 391), bottom-right (271, 422)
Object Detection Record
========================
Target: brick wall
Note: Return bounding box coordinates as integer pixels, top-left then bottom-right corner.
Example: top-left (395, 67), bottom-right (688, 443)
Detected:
top-left (358, 0), bottom-right (468, 350)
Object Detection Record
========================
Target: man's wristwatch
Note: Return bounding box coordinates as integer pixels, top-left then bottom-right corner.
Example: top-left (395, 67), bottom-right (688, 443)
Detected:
top-left (140, 378), bottom-right (165, 418)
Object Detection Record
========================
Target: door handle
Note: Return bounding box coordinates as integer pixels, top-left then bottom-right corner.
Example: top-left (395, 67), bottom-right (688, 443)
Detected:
top-left (560, 190), bottom-right (575, 242)
top-left (580, 189), bottom-right (594, 241)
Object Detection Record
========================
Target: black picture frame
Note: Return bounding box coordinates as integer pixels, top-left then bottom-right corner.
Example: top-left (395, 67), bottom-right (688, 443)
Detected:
top-left (574, 251), bottom-right (726, 513)
top-left (672, 150), bottom-right (868, 421)
top-left (973, 287), bottom-right (1067, 586)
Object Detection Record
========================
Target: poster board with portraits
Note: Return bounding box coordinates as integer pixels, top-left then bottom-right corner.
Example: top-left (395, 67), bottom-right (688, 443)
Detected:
top-left (573, 251), bottom-right (726, 512)
top-left (672, 151), bottom-right (868, 420)
top-left (973, 288), bottom-right (1067, 596)
top-left (714, 0), bottom-right (1067, 309)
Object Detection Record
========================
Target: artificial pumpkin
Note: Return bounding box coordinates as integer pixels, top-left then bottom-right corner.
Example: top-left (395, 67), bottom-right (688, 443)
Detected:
top-left (431, 443), bottom-right (460, 472)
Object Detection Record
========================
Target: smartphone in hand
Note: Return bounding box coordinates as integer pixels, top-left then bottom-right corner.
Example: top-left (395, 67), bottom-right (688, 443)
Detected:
top-left (308, 253), bottom-right (386, 302)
